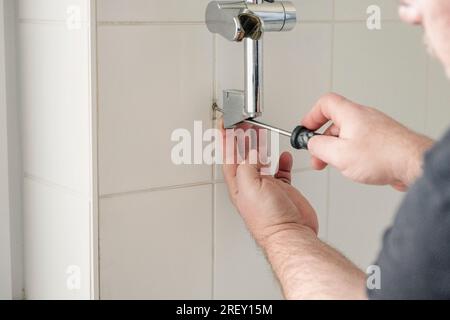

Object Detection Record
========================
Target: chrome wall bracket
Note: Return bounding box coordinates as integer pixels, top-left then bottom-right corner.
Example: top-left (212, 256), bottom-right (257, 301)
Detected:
top-left (206, 0), bottom-right (297, 128)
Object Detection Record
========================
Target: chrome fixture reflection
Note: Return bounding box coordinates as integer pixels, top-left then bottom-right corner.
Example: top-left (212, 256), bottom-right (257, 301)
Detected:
top-left (206, 0), bottom-right (297, 128)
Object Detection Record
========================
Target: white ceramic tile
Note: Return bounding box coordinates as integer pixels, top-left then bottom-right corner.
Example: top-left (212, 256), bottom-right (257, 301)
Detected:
top-left (97, 0), bottom-right (211, 22)
top-left (23, 178), bottom-right (91, 299)
top-left (327, 169), bottom-right (403, 269)
top-left (98, 25), bottom-right (213, 195)
top-left (427, 59), bottom-right (450, 140)
top-left (333, 23), bottom-right (428, 132)
top-left (19, 23), bottom-right (91, 196)
top-left (292, 169), bottom-right (328, 240)
top-left (99, 185), bottom-right (212, 299)
top-left (263, 24), bottom-right (333, 169)
top-left (18, 0), bottom-right (89, 21)
top-left (215, 24), bottom-right (333, 179)
top-left (214, 183), bottom-right (283, 300)
top-left (335, 0), bottom-right (400, 21)
top-left (97, 0), bottom-right (332, 23)
top-left (292, 0), bottom-right (333, 21)
top-left (216, 36), bottom-right (243, 103)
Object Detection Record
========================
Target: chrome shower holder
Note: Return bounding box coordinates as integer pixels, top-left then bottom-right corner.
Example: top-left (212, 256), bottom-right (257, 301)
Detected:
top-left (206, 0), bottom-right (297, 128)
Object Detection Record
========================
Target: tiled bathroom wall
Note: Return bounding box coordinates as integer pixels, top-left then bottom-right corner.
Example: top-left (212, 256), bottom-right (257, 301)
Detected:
top-left (17, 0), bottom-right (94, 299)
top-left (17, 0), bottom-right (450, 299)
top-left (96, 0), bottom-right (450, 300)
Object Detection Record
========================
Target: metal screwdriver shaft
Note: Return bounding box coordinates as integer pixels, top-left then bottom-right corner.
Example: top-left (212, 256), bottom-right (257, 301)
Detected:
top-left (213, 103), bottom-right (319, 150)
top-left (243, 119), bottom-right (292, 137)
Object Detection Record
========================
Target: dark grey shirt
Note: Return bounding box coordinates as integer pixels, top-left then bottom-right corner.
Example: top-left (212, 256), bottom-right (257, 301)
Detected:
top-left (368, 128), bottom-right (450, 299)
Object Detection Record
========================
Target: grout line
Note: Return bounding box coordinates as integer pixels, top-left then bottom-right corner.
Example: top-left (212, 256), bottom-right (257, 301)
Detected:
top-left (211, 31), bottom-right (218, 301)
top-left (23, 173), bottom-right (91, 201)
top-left (97, 21), bottom-right (205, 26)
top-left (99, 181), bottom-right (215, 199)
top-left (92, 0), bottom-right (101, 301)
top-left (87, 0), bottom-right (96, 300)
top-left (291, 167), bottom-right (315, 175)
top-left (325, 0), bottom-right (336, 241)
top-left (211, 181), bottom-right (216, 300)
top-left (325, 167), bottom-right (332, 241)
top-left (212, 34), bottom-right (217, 104)
top-left (97, 169), bottom-right (318, 201)
top-left (17, 19), bottom-right (403, 27)
top-left (95, 20), bottom-right (402, 27)
top-left (18, 18), bottom-right (88, 25)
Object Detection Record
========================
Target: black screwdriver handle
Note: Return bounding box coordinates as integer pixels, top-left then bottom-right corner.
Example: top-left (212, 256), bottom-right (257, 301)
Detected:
top-left (290, 126), bottom-right (320, 150)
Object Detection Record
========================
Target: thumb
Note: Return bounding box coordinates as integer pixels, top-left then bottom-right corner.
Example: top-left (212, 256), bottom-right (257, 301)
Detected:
top-left (236, 149), bottom-right (262, 192)
top-left (308, 135), bottom-right (350, 170)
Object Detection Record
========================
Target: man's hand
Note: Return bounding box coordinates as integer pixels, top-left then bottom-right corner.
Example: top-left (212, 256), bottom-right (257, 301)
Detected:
top-left (220, 121), bottom-right (366, 299)
top-left (223, 148), bottom-right (318, 248)
top-left (302, 93), bottom-right (434, 190)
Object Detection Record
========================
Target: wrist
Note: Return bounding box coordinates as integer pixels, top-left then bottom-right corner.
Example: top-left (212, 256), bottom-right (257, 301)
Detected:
top-left (257, 223), bottom-right (317, 251)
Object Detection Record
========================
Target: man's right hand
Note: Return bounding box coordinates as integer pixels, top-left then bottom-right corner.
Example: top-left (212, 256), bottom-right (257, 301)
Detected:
top-left (302, 93), bottom-right (434, 190)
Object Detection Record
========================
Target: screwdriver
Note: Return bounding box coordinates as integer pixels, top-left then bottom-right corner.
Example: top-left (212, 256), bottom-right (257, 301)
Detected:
top-left (213, 104), bottom-right (320, 150)
top-left (243, 119), bottom-right (320, 150)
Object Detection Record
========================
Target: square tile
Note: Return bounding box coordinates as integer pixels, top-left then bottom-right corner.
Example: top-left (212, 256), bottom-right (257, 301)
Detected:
top-left (333, 23), bottom-right (428, 132)
top-left (292, 0), bottom-right (333, 21)
top-left (97, 0), bottom-right (211, 22)
top-left (98, 25), bottom-right (213, 195)
top-left (19, 23), bottom-right (91, 196)
top-left (427, 59), bottom-right (450, 140)
top-left (23, 178), bottom-right (92, 299)
top-left (18, 0), bottom-right (89, 22)
top-left (100, 185), bottom-right (213, 299)
top-left (335, 0), bottom-right (400, 21)
top-left (214, 183), bottom-right (283, 300)
top-left (327, 169), bottom-right (403, 269)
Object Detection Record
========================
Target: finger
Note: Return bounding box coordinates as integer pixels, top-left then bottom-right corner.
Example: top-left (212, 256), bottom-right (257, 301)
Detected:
top-left (311, 156), bottom-right (328, 171)
top-left (233, 123), bottom-right (256, 163)
top-left (322, 123), bottom-right (340, 137)
top-left (391, 181), bottom-right (408, 192)
top-left (301, 93), bottom-right (356, 131)
top-left (309, 123), bottom-right (339, 171)
top-left (308, 135), bottom-right (350, 170)
top-left (236, 149), bottom-right (263, 192)
top-left (221, 121), bottom-right (239, 203)
top-left (217, 118), bottom-right (224, 131)
top-left (275, 152), bottom-right (293, 184)
top-left (223, 163), bottom-right (238, 202)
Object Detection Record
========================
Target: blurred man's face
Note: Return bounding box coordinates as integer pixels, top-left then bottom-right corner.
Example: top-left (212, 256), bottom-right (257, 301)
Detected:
top-left (399, 0), bottom-right (450, 76)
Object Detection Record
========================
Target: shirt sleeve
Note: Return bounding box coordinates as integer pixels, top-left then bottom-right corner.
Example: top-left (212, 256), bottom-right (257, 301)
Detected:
top-left (368, 131), bottom-right (450, 300)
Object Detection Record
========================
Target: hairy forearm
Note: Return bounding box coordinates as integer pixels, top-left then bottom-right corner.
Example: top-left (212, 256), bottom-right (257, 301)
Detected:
top-left (262, 226), bottom-right (367, 300)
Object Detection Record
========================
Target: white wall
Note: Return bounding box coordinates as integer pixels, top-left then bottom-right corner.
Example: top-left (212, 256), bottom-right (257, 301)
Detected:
top-left (1, 0), bottom-right (23, 300)
top-left (17, 0), bottom-right (95, 299)
top-left (96, 0), bottom-right (450, 300)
